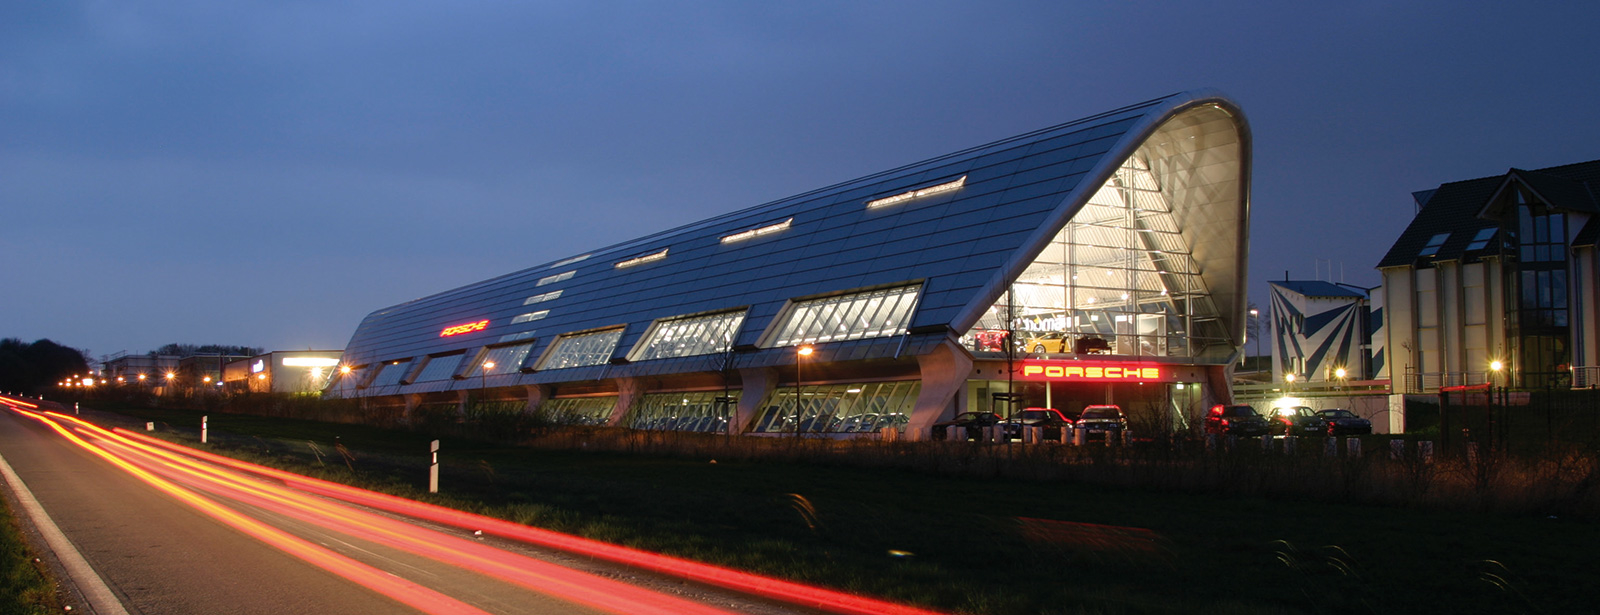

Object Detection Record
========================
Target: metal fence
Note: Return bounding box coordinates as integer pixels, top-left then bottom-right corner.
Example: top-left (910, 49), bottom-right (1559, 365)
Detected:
top-left (1436, 385), bottom-right (1600, 455)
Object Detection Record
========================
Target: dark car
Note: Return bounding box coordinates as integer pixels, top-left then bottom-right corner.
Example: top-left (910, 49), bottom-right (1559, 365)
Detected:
top-left (1313, 409), bottom-right (1372, 436)
top-left (1002, 408), bottom-right (1074, 441)
top-left (1075, 405), bottom-right (1127, 440)
top-left (933, 411), bottom-right (1003, 441)
top-left (1267, 406), bottom-right (1320, 436)
top-left (1204, 404), bottom-right (1269, 437)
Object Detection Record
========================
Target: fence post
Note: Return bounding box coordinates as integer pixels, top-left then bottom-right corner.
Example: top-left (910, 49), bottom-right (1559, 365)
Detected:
top-left (1419, 441), bottom-right (1434, 464)
top-left (1324, 437), bottom-right (1337, 457)
top-left (1284, 436), bottom-right (1296, 455)
top-left (1347, 438), bottom-right (1362, 458)
top-left (1073, 426), bottom-right (1087, 447)
top-left (428, 439), bottom-right (440, 494)
top-left (1260, 435), bottom-right (1274, 452)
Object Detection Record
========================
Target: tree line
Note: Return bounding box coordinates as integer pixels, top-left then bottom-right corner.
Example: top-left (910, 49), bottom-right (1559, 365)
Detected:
top-left (0, 338), bottom-right (91, 395)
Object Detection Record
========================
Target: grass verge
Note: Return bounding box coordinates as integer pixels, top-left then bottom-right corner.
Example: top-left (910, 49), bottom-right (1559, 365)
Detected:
top-left (74, 401), bottom-right (1600, 614)
top-left (0, 492), bottom-right (57, 615)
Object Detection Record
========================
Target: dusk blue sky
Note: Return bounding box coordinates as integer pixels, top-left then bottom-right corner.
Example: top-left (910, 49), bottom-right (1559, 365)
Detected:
top-left (5, 2), bottom-right (1598, 360)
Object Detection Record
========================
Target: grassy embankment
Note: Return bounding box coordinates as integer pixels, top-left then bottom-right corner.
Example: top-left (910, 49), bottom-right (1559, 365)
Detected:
top-left (64, 400), bottom-right (1600, 614)
top-left (0, 486), bottom-right (58, 614)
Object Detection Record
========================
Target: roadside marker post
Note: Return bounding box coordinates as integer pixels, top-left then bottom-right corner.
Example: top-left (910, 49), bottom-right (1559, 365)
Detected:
top-left (201, 416), bottom-right (208, 444)
top-left (428, 440), bottom-right (440, 494)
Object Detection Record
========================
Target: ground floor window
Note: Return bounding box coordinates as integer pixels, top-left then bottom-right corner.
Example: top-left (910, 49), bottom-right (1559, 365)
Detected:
top-left (750, 381), bottom-right (920, 434)
top-left (628, 391), bottom-right (740, 432)
top-left (540, 397), bottom-right (616, 425)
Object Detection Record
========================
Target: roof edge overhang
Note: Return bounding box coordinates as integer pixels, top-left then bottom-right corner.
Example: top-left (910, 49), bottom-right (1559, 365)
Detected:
top-left (947, 89), bottom-right (1253, 344)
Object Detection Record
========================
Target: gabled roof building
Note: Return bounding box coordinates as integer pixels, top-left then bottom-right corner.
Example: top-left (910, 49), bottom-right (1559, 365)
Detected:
top-left (329, 90), bottom-right (1252, 437)
top-left (1378, 159), bottom-right (1600, 392)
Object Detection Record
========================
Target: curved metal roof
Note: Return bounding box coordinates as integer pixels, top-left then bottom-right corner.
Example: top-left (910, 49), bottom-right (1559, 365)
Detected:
top-left (336, 89), bottom-right (1251, 391)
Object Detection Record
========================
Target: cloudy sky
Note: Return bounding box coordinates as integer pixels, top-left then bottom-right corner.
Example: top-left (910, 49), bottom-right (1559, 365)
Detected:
top-left (4, 1), bottom-right (1598, 360)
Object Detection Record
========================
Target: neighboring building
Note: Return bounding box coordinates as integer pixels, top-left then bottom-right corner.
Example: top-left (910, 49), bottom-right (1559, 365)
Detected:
top-left (177, 354), bottom-right (252, 391)
top-left (1378, 158), bottom-right (1600, 392)
top-left (224, 351), bottom-right (344, 394)
top-left (1267, 281), bottom-right (1380, 383)
top-left (101, 353), bottom-right (181, 386)
top-left (329, 90), bottom-right (1252, 437)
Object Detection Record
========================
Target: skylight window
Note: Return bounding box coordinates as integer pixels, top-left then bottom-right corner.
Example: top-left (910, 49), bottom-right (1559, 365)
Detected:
top-left (1418, 232), bottom-right (1450, 257)
top-left (1465, 228), bottom-right (1497, 251)
top-left (615, 248), bottom-right (668, 269)
top-left (510, 310), bottom-right (549, 324)
top-left (524, 290), bottom-right (562, 305)
top-left (549, 254), bottom-right (591, 268)
top-left (537, 271), bottom-right (575, 286)
top-left (866, 176), bottom-right (966, 209)
top-left (721, 218), bottom-right (793, 244)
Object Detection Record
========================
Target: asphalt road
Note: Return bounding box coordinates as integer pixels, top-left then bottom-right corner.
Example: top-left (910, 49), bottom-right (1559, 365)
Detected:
top-left (0, 405), bottom-right (847, 615)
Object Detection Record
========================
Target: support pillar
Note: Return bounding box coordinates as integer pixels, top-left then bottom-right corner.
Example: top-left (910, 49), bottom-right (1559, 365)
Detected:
top-left (403, 393), bottom-right (423, 424)
top-left (607, 377), bottom-right (644, 427)
top-left (905, 338), bottom-right (975, 435)
top-left (524, 384), bottom-right (552, 415)
top-left (734, 367), bottom-right (780, 434)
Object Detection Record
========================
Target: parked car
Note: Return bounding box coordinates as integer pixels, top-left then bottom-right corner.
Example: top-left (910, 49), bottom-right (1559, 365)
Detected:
top-left (1075, 405), bottom-right (1127, 440)
top-left (1002, 407), bottom-right (1074, 441)
top-left (1022, 332), bottom-right (1070, 354)
top-left (1312, 409), bottom-right (1373, 436)
top-left (1073, 336), bottom-right (1112, 355)
top-left (1204, 404), bottom-right (1269, 437)
top-left (1267, 406), bottom-right (1320, 436)
top-left (933, 411), bottom-right (1003, 441)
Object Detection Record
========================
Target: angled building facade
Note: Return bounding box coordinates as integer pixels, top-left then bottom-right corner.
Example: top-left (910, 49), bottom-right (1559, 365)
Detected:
top-left (1378, 159), bottom-right (1600, 392)
top-left (329, 90), bottom-right (1252, 436)
top-left (1266, 281), bottom-right (1379, 384)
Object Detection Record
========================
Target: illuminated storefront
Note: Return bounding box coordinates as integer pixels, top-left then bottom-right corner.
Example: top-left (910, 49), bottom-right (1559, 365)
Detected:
top-left (329, 90), bottom-right (1251, 437)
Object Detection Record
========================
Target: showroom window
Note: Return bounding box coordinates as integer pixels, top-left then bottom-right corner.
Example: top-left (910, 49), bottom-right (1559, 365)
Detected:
top-left (539, 397), bottom-right (615, 425)
top-left (769, 285), bottom-right (920, 347)
top-left (413, 353), bottom-right (465, 382)
top-left (627, 391), bottom-right (740, 432)
top-left (630, 310), bottom-right (746, 361)
top-left (368, 360), bottom-right (412, 387)
top-left (463, 342), bottom-right (536, 378)
top-left (749, 381), bottom-right (920, 434)
top-left (539, 327), bottom-right (624, 370)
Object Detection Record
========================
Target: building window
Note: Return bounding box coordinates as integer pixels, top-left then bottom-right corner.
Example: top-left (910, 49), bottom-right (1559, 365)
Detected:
top-left (413, 353), bottom-right (465, 382)
top-left (524, 290), bottom-right (562, 305)
top-left (510, 310), bottom-right (549, 324)
top-left (750, 381), bottom-right (920, 434)
top-left (1417, 233), bottom-right (1450, 257)
top-left (539, 397), bottom-right (615, 425)
top-left (769, 285), bottom-right (920, 347)
top-left (630, 310), bottom-right (747, 361)
top-left (627, 391), bottom-right (740, 432)
top-left (1465, 228), bottom-right (1497, 251)
top-left (369, 360), bottom-right (412, 387)
top-left (464, 342), bottom-right (536, 378)
top-left (538, 271), bottom-right (575, 286)
top-left (539, 328), bottom-right (625, 370)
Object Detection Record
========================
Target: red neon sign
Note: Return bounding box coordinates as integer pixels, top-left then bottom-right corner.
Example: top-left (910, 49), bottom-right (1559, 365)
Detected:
top-left (440, 319), bottom-right (489, 337)
top-left (1020, 360), bottom-right (1163, 381)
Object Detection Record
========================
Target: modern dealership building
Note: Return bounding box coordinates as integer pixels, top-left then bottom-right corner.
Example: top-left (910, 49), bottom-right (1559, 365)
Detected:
top-left (328, 90), bottom-right (1251, 437)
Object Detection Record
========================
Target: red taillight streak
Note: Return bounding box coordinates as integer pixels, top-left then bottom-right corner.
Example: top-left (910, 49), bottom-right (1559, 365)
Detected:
top-left (0, 395), bottom-right (39, 409)
top-left (79, 428), bottom-right (739, 615)
top-left (111, 426), bottom-right (950, 615)
top-left (11, 409), bottom-right (494, 615)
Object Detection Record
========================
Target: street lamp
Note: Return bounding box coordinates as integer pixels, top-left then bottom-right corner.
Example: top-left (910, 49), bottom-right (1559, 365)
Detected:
top-left (795, 346), bottom-right (814, 435)
top-left (481, 361), bottom-right (495, 396)
top-left (1249, 308), bottom-right (1261, 371)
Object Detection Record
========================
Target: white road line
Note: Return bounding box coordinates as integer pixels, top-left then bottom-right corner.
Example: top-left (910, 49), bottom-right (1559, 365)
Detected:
top-left (0, 449), bottom-right (131, 615)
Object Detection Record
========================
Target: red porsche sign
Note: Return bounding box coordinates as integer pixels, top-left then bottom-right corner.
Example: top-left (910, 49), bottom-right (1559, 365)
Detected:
top-left (440, 319), bottom-right (490, 337)
top-left (1019, 360), bottom-right (1166, 381)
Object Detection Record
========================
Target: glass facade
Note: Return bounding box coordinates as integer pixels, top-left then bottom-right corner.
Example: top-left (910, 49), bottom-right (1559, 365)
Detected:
top-left (369, 360), bottom-right (412, 387)
top-left (511, 310), bottom-right (549, 324)
top-left (413, 353), bottom-right (465, 382)
top-left (464, 342), bottom-right (536, 378)
top-left (768, 285), bottom-right (920, 347)
top-left (749, 381), bottom-right (920, 434)
top-left (630, 310), bottom-right (746, 361)
top-left (627, 391), bottom-right (740, 432)
top-left (539, 328), bottom-right (624, 370)
top-left (539, 397), bottom-right (615, 425)
top-left (328, 365), bottom-right (366, 393)
top-left (1510, 194), bottom-right (1570, 387)
top-left (965, 156), bottom-right (1224, 359)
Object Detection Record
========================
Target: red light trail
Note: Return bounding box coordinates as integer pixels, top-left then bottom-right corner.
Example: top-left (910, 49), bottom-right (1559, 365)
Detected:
top-left (5, 403), bottom-right (948, 615)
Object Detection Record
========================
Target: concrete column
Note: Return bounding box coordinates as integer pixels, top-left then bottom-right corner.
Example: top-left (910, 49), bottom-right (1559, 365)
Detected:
top-left (456, 390), bottom-right (470, 418)
top-left (523, 384), bottom-right (551, 415)
top-left (402, 393), bottom-right (423, 424)
top-left (607, 377), bottom-right (644, 427)
top-left (734, 367), bottom-right (780, 434)
top-left (904, 338), bottom-right (975, 435)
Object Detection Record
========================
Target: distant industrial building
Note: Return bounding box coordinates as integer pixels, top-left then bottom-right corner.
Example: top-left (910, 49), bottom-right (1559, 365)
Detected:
top-left (1378, 158), bottom-right (1600, 392)
top-left (329, 90), bottom-right (1253, 437)
top-left (224, 351), bottom-right (344, 394)
top-left (101, 353), bottom-right (181, 386)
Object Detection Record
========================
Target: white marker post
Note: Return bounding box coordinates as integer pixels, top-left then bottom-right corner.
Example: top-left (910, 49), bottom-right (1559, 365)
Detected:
top-left (74, 402), bottom-right (79, 415)
top-left (201, 416), bottom-right (208, 444)
top-left (428, 440), bottom-right (440, 494)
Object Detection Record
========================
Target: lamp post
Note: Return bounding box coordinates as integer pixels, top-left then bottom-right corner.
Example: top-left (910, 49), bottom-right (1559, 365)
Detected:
top-left (1249, 308), bottom-right (1261, 372)
top-left (795, 346), bottom-right (814, 436)
top-left (1489, 360), bottom-right (1505, 453)
top-left (481, 361), bottom-right (495, 401)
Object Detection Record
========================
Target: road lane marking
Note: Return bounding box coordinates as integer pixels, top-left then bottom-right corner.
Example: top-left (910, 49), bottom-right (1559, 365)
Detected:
top-left (0, 448), bottom-right (132, 615)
